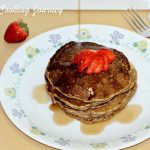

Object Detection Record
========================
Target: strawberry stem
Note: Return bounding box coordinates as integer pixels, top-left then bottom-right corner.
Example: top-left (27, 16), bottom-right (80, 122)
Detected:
top-left (19, 21), bottom-right (29, 34)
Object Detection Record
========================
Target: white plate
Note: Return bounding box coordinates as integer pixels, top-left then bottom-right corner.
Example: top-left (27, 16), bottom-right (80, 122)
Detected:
top-left (0, 25), bottom-right (150, 150)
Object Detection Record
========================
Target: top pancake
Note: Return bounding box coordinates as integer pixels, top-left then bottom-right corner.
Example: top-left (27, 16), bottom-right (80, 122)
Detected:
top-left (45, 41), bottom-right (131, 102)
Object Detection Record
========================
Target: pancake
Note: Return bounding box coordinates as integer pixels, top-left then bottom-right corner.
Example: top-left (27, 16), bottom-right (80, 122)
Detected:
top-left (45, 41), bottom-right (138, 124)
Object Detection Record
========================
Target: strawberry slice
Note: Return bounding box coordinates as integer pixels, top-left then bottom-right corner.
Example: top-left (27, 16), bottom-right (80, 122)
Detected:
top-left (94, 57), bottom-right (104, 74)
top-left (86, 56), bottom-right (100, 74)
top-left (79, 56), bottom-right (92, 72)
top-left (72, 49), bottom-right (96, 65)
top-left (97, 48), bottom-right (115, 63)
top-left (72, 49), bottom-right (96, 72)
top-left (102, 55), bottom-right (109, 71)
top-left (72, 52), bottom-right (82, 65)
top-left (107, 52), bottom-right (116, 63)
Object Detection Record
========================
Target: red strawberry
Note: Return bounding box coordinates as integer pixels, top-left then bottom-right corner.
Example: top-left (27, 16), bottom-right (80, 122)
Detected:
top-left (79, 56), bottom-right (91, 72)
top-left (72, 50), bottom-right (95, 64)
top-left (4, 20), bottom-right (29, 43)
top-left (107, 53), bottom-right (116, 63)
top-left (72, 50), bottom-right (96, 71)
top-left (105, 50), bottom-right (116, 63)
top-left (94, 57), bottom-right (104, 74)
top-left (102, 55), bottom-right (109, 71)
top-left (72, 48), bottom-right (116, 74)
top-left (86, 56), bottom-right (100, 74)
top-left (72, 53), bottom-right (81, 65)
top-left (97, 48), bottom-right (116, 63)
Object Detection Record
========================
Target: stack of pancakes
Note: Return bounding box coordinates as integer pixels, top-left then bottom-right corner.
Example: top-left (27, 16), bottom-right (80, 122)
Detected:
top-left (45, 41), bottom-right (137, 124)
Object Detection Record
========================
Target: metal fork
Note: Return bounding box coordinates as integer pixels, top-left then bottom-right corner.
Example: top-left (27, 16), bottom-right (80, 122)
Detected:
top-left (122, 8), bottom-right (150, 38)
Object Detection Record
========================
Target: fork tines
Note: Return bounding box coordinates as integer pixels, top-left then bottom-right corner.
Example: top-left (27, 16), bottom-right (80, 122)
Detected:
top-left (122, 8), bottom-right (149, 34)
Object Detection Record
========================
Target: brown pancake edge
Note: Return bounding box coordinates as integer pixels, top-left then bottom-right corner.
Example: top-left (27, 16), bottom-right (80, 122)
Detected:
top-left (51, 83), bottom-right (137, 124)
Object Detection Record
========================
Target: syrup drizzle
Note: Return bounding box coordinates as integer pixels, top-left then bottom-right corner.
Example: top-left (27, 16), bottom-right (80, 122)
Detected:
top-left (50, 104), bottom-right (74, 125)
top-left (32, 84), bottom-right (49, 104)
top-left (32, 84), bottom-right (142, 135)
top-left (50, 103), bottom-right (142, 135)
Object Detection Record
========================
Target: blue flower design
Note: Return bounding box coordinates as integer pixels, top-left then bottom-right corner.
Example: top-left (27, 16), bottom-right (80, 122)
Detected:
top-left (9, 63), bottom-right (25, 76)
top-left (9, 63), bottom-right (20, 73)
top-left (12, 109), bottom-right (26, 118)
top-left (121, 135), bottom-right (136, 142)
top-left (110, 30), bottom-right (124, 45)
top-left (54, 138), bottom-right (70, 146)
top-left (49, 34), bottom-right (61, 44)
top-left (49, 34), bottom-right (63, 48)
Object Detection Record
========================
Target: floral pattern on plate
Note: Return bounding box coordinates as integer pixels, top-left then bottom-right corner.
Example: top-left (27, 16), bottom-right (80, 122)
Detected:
top-left (76, 28), bottom-right (91, 40)
top-left (120, 135), bottom-right (136, 143)
top-left (25, 46), bottom-right (40, 58)
top-left (9, 63), bottom-right (25, 76)
top-left (133, 40), bottom-right (147, 52)
top-left (11, 108), bottom-right (27, 118)
top-left (110, 30), bottom-right (124, 45)
top-left (4, 87), bottom-right (16, 99)
top-left (49, 34), bottom-right (63, 47)
top-left (30, 126), bottom-right (45, 135)
top-left (54, 138), bottom-right (70, 146)
top-left (90, 143), bottom-right (107, 149)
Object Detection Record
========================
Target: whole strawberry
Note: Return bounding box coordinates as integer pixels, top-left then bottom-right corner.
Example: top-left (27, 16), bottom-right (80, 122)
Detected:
top-left (4, 20), bottom-right (29, 43)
